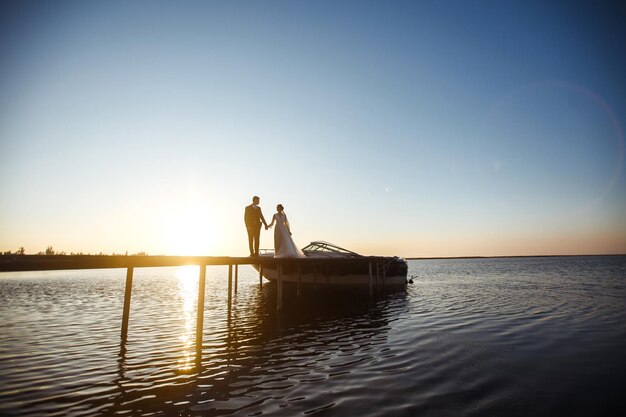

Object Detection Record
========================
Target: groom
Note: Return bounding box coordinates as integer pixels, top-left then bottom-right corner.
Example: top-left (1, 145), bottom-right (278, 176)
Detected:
top-left (244, 195), bottom-right (268, 257)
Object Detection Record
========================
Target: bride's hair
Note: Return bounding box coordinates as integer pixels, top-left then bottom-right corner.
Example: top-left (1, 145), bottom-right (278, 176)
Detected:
top-left (276, 204), bottom-right (284, 212)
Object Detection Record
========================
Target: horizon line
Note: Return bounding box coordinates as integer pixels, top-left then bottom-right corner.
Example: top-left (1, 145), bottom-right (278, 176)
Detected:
top-left (2, 253), bottom-right (625, 260)
top-left (405, 253), bottom-right (626, 260)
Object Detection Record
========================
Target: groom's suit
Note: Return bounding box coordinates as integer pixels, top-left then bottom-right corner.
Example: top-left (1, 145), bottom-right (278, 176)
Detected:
top-left (244, 204), bottom-right (266, 256)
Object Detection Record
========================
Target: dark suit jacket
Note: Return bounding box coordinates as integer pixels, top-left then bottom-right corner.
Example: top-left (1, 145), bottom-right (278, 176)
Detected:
top-left (244, 204), bottom-right (265, 229)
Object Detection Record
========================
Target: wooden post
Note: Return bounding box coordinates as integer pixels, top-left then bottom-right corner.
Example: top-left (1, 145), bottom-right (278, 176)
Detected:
top-left (234, 264), bottom-right (238, 295)
top-left (297, 263), bottom-right (301, 296)
top-left (121, 266), bottom-right (134, 339)
top-left (277, 262), bottom-right (283, 310)
top-left (259, 266), bottom-right (263, 287)
top-left (228, 264), bottom-right (233, 305)
top-left (382, 263), bottom-right (386, 287)
top-left (196, 264), bottom-right (206, 352)
top-left (376, 262), bottom-right (380, 291)
top-left (368, 261), bottom-right (373, 297)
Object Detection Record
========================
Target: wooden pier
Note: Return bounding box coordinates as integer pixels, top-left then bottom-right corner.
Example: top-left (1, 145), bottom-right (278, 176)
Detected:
top-left (0, 254), bottom-right (389, 355)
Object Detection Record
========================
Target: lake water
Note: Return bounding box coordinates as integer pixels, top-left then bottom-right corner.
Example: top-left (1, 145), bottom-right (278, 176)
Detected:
top-left (1, 256), bottom-right (625, 416)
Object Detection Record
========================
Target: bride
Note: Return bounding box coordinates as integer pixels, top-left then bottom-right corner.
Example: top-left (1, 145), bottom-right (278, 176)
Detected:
top-left (267, 204), bottom-right (305, 258)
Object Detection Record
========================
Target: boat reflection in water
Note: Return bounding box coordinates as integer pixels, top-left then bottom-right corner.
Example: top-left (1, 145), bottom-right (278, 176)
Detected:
top-left (255, 241), bottom-right (409, 287)
top-left (109, 267), bottom-right (408, 416)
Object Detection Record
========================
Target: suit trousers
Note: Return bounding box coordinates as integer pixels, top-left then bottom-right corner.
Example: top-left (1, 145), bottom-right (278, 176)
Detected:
top-left (247, 225), bottom-right (262, 256)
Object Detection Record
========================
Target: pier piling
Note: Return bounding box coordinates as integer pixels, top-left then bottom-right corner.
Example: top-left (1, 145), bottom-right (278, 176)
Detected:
top-left (196, 265), bottom-right (206, 352)
top-left (234, 264), bottom-right (238, 294)
top-left (121, 267), bottom-right (134, 339)
top-left (382, 264), bottom-right (386, 287)
top-left (228, 265), bottom-right (233, 305)
top-left (297, 264), bottom-right (301, 296)
top-left (277, 263), bottom-right (283, 310)
top-left (369, 262), bottom-right (373, 297)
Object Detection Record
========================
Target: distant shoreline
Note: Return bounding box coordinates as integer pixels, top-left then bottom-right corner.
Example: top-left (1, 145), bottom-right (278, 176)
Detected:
top-left (405, 254), bottom-right (626, 260)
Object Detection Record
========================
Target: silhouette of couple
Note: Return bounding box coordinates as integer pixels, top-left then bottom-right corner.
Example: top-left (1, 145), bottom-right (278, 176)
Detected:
top-left (244, 196), bottom-right (305, 258)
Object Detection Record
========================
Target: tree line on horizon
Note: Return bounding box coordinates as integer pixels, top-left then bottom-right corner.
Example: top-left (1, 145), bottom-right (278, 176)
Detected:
top-left (1, 246), bottom-right (149, 256)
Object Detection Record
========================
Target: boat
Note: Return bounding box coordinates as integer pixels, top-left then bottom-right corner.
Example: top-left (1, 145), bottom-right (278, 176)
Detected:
top-left (254, 241), bottom-right (408, 287)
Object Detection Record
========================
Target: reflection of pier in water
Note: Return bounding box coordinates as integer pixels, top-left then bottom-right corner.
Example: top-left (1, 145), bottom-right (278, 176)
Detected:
top-left (110, 280), bottom-right (407, 415)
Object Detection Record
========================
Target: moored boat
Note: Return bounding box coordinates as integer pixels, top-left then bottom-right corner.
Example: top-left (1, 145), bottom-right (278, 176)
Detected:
top-left (254, 241), bottom-right (408, 287)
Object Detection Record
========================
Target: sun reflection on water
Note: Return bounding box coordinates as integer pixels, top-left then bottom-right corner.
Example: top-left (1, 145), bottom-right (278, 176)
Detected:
top-left (176, 266), bottom-right (199, 371)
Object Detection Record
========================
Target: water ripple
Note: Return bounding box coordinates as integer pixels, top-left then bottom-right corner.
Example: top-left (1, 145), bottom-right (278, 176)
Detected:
top-left (1, 257), bottom-right (625, 416)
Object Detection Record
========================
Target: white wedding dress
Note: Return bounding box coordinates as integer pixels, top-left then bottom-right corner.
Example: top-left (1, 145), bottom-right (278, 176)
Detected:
top-left (272, 212), bottom-right (305, 258)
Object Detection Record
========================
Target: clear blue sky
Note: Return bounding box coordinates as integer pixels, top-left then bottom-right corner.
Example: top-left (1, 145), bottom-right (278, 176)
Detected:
top-left (1, 0), bottom-right (625, 257)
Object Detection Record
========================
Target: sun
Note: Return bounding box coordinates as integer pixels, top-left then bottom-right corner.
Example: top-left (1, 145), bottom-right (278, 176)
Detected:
top-left (161, 203), bottom-right (221, 256)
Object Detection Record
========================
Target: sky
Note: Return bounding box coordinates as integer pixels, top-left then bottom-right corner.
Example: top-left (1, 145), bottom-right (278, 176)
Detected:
top-left (1, 0), bottom-right (625, 257)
